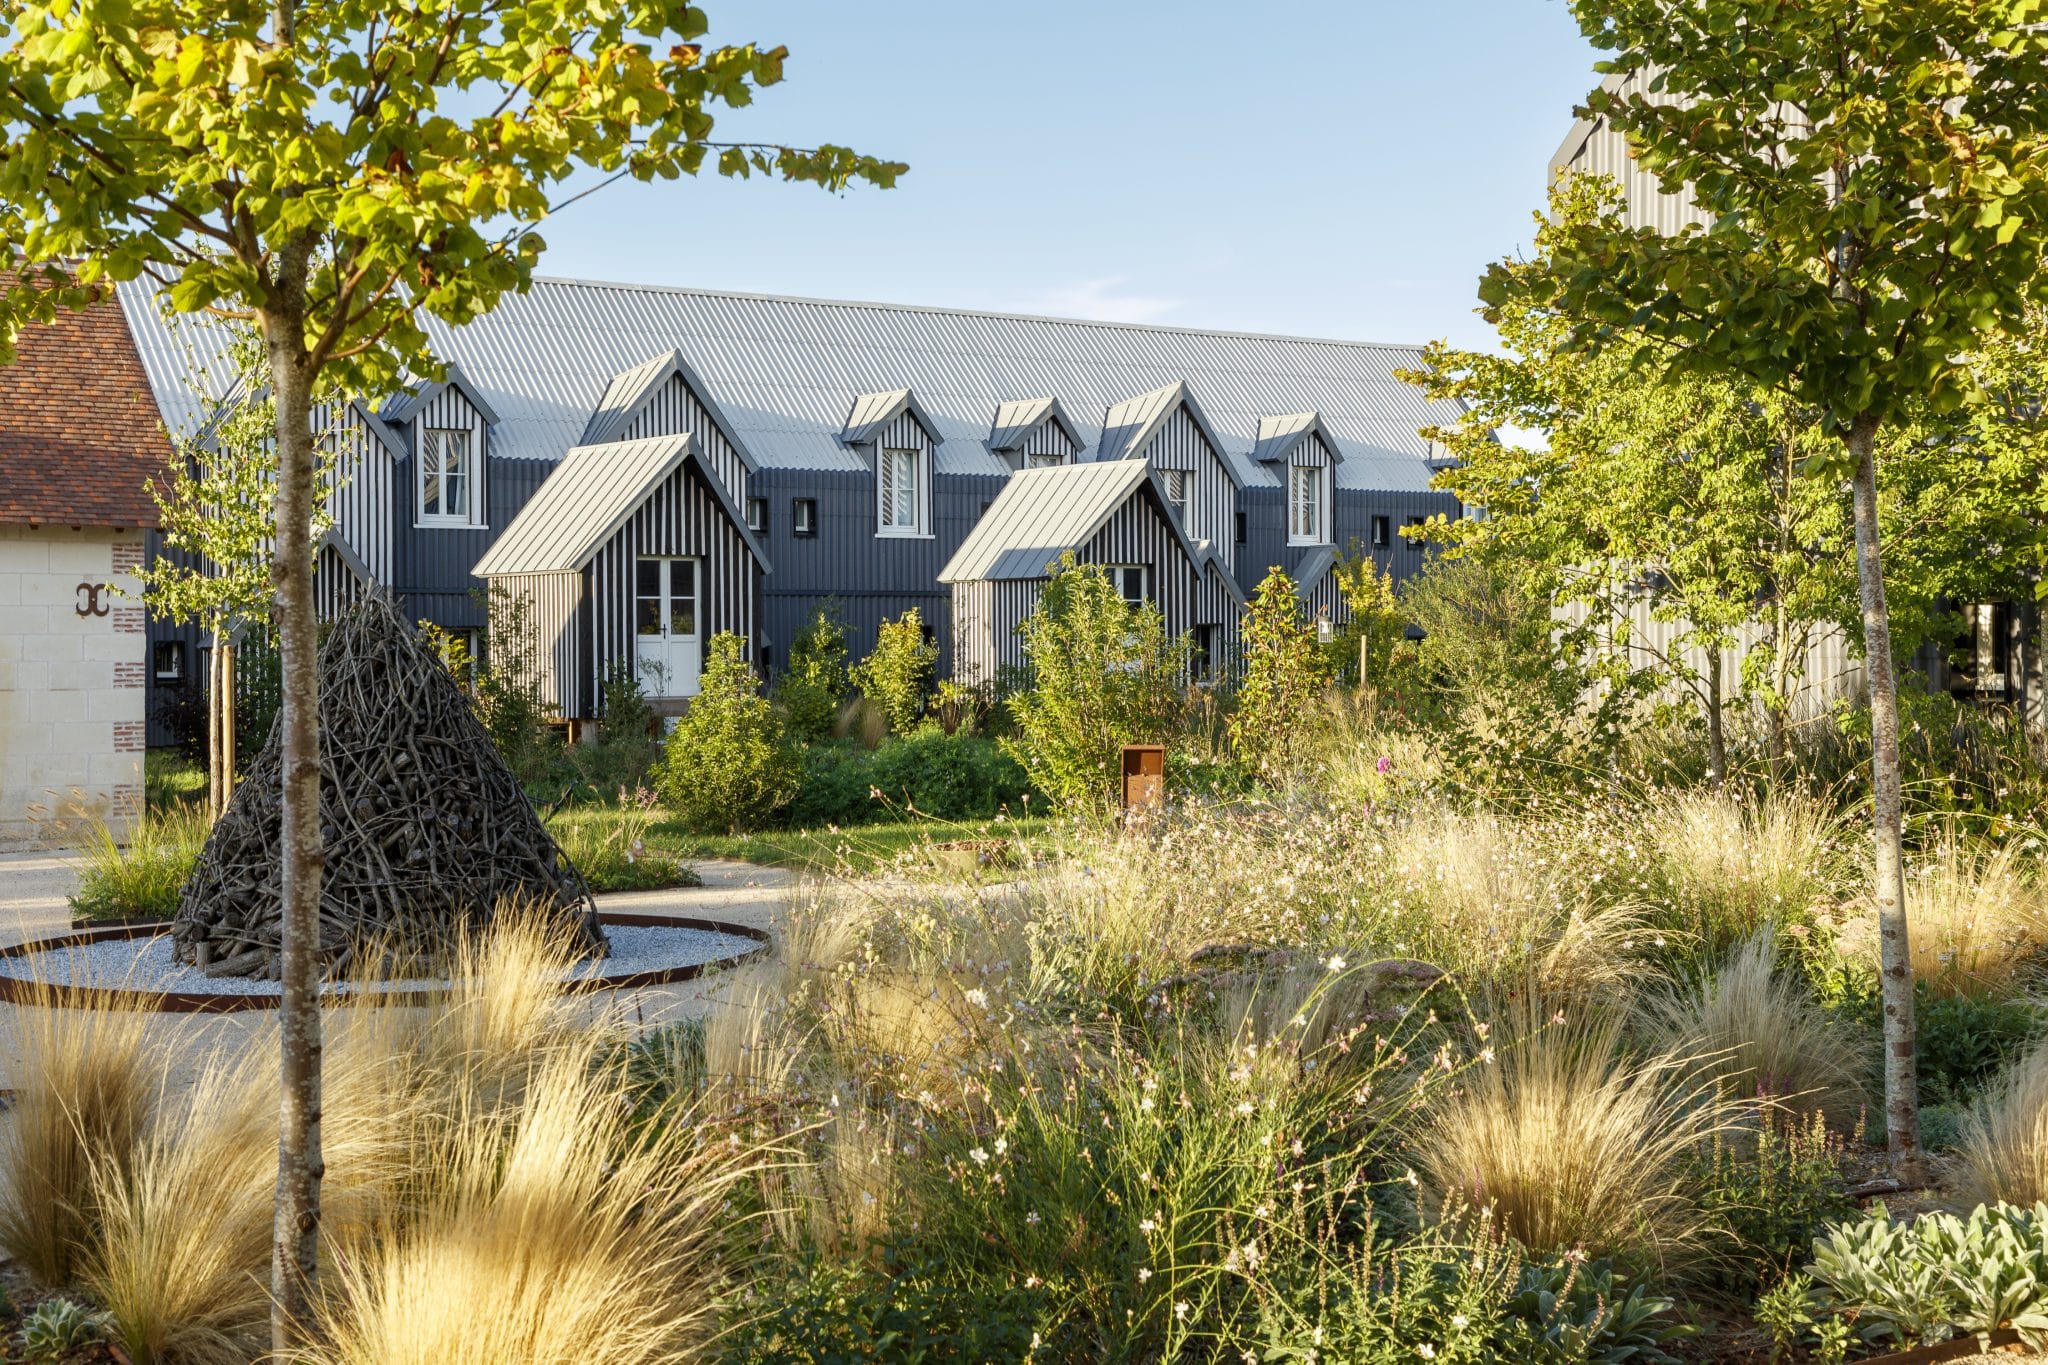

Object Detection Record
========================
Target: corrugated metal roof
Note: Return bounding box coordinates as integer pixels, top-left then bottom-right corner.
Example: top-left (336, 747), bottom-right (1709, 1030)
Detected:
top-left (939, 459), bottom-right (1207, 583)
top-left (1291, 545), bottom-right (1337, 597)
top-left (577, 348), bottom-right (762, 471)
top-left (473, 435), bottom-right (769, 576)
top-left (383, 363), bottom-right (501, 427)
top-left (1253, 411), bottom-right (1342, 466)
top-left (115, 275), bottom-right (1467, 494)
top-left (839, 387), bottom-right (941, 447)
top-left (987, 396), bottom-right (1081, 453)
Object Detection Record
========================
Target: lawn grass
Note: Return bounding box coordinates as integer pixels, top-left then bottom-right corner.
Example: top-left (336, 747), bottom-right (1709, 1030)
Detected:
top-left (668, 814), bottom-right (1064, 873)
top-left (143, 749), bottom-right (206, 812)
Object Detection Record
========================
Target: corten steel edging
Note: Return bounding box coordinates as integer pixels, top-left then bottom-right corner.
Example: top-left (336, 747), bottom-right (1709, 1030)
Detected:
top-left (1857, 1332), bottom-right (2024, 1363)
top-left (0, 912), bottom-right (771, 1015)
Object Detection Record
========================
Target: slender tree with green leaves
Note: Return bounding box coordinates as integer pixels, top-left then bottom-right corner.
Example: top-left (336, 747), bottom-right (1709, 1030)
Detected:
top-left (1509, 0), bottom-right (2048, 1173)
top-left (1420, 178), bottom-right (1852, 784)
top-left (0, 0), bottom-right (901, 1339)
top-left (1229, 568), bottom-right (1333, 786)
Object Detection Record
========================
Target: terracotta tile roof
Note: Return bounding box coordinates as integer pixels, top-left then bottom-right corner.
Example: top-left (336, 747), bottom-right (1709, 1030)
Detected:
top-left (0, 278), bottom-right (172, 529)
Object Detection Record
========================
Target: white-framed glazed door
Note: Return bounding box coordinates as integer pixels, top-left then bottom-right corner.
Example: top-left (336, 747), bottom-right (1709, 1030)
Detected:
top-left (633, 556), bottom-right (702, 698)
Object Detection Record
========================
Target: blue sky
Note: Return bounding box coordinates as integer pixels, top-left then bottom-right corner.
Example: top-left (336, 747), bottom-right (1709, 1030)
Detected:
top-left (533, 2), bottom-right (1604, 354)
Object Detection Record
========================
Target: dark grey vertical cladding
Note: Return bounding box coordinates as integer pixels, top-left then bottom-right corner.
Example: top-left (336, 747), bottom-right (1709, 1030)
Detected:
top-left (316, 402), bottom-right (392, 581)
top-left (143, 530), bottom-right (207, 748)
top-left (585, 459), bottom-right (758, 718)
top-left (313, 544), bottom-right (368, 618)
top-left (383, 387), bottom-right (512, 632)
top-left (1141, 407), bottom-right (1236, 574)
top-left (619, 373), bottom-right (750, 503)
top-left (1078, 489), bottom-right (1197, 640)
top-left (492, 571), bottom-right (582, 716)
top-left (951, 578), bottom-right (1046, 681)
top-left (755, 465), bottom-right (1004, 679)
top-left (1016, 420), bottom-right (1076, 466)
top-left (1298, 572), bottom-right (1345, 625)
top-left (1238, 484), bottom-right (1288, 594)
top-left (1333, 488), bottom-right (1461, 591)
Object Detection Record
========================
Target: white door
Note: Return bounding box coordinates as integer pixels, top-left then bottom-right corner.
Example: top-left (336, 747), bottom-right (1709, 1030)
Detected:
top-left (634, 557), bottom-right (701, 698)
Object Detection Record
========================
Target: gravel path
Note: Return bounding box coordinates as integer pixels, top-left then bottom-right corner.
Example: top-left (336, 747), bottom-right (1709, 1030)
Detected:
top-left (0, 923), bottom-right (764, 997)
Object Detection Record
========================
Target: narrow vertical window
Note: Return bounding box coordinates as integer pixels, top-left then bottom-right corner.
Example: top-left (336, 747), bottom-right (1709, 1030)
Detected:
top-left (1288, 463), bottom-right (1323, 544)
top-left (1405, 514), bottom-right (1426, 550)
top-left (793, 498), bottom-right (818, 537)
top-left (1372, 514), bottom-right (1390, 548)
top-left (420, 428), bottom-right (472, 523)
top-left (1162, 469), bottom-right (1188, 523)
top-left (745, 497), bottom-right (767, 533)
top-left (880, 447), bottom-right (921, 533)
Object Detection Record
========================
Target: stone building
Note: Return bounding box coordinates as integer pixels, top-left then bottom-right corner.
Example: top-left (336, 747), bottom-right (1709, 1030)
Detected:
top-left (0, 284), bottom-right (170, 850)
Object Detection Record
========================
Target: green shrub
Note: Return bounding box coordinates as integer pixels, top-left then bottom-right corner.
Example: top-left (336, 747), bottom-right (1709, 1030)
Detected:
top-left (1806, 1200), bottom-right (2048, 1352)
top-left (655, 633), bottom-right (799, 834)
top-left (70, 805), bottom-right (211, 921)
top-left (777, 603), bottom-right (851, 743)
top-left (720, 1251), bottom-right (1045, 1364)
top-left (1694, 1109), bottom-right (1853, 1295)
top-left (17, 1296), bottom-right (110, 1361)
top-left (849, 609), bottom-right (938, 735)
top-left (1252, 1215), bottom-right (1690, 1364)
top-left (1228, 567), bottom-right (1333, 787)
top-left (1003, 554), bottom-right (1191, 812)
top-left (787, 734), bottom-right (1037, 828)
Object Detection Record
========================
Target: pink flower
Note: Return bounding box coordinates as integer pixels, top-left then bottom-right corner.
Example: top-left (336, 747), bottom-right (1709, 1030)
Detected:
top-left (1376, 756), bottom-right (1393, 775)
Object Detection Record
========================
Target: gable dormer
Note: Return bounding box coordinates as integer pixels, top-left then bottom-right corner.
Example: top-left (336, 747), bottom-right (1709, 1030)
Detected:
top-left (1097, 381), bottom-right (1242, 570)
top-left (988, 397), bottom-right (1083, 472)
top-left (382, 364), bottom-right (498, 530)
top-left (1255, 411), bottom-right (1343, 547)
top-left (580, 348), bottom-right (758, 503)
top-left (842, 389), bottom-right (941, 538)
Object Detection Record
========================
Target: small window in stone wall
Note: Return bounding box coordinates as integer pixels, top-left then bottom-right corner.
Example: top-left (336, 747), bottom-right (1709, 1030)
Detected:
top-left (153, 640), bottom-right (185, 683)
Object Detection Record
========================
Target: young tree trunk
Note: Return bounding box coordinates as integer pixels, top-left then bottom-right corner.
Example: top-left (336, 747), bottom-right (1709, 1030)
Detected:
top-left (221, 637), bottom-right (237, 805)
top-left (208, 626), bottom-right (225, 819)
top-left (1704, 639), bottom-right (1727, 786)
top-left (265, 296), bottom-right (326, 1350)
top-left (1848, 414), bottom-right (1925, 1179)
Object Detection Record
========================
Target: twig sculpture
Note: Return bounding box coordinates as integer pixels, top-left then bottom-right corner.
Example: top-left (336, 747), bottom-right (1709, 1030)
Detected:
top-left (171, 592), bottom-right (606, 978)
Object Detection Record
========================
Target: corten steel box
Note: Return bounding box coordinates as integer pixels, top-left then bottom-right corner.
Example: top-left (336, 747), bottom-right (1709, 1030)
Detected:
top-left (1121, 744), bottom-right (1166, 813)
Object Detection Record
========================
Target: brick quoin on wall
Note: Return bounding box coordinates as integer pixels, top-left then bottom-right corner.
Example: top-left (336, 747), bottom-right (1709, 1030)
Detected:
top-left (110, 542), bottom-right (142, 573)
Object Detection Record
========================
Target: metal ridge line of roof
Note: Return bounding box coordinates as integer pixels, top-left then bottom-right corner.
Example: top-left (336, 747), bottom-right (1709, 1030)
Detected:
top-left (520, 273), bottom-right (1433, 356)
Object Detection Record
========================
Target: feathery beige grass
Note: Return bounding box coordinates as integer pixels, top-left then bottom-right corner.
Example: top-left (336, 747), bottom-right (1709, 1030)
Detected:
top-left (300, 1042), bottom-right (761, 1365)
top-left (1902, 832), bottom-right (2048, 996)
top-left (0, 979), bottom-right (160, 1285)
top-left (1410, 1006), bottom-right (1736, 1271)
top-left (1639, 933), bottom-right (1866, 1128)
top-left (1952, 1033), bottom-right (2048, 1209)
top-left (1643, 788), bottom-right (1844, 951)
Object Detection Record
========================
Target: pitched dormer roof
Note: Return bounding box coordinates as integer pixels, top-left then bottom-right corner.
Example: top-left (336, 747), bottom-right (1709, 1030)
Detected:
top-left (578, 348), bottom-right (760, 473)
top-left (1253, 411), bottom-right (1345, 467)
top-left (840, 388), bottom-right (942, 448)
top-left (1095, 381), bottom-right (1243, 487)
top-left (381, 362), bottom-right (501, 428)
top-left (938, 459), bottom-right (1210, 584)
top-left (987, 396), bottom-right (1084, 455)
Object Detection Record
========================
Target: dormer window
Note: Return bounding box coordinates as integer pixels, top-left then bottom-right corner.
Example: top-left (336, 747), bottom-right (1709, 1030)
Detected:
top-left (420, 428), bottom-right (474, 524)
top-left (1288, 463), bottom-right (1327, 545)
top-left (1162, 469), bottom-right (1188, 523)
top-left (1026, 450), bottom-right (1065, 470)
top-left (879, 447), bottom-right (925, 535)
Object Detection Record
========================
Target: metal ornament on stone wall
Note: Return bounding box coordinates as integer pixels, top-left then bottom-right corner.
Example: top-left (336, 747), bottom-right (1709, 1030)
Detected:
top-left (170, 591), bottom-right (605, 980)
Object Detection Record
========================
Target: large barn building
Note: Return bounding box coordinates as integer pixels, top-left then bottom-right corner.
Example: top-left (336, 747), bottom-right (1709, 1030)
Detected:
top-left (115, 277), bottom-right (1464, 729)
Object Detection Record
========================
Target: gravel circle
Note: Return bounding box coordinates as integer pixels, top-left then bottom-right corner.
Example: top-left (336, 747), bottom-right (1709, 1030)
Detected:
top-left (0, 924), bottom-right (763, 998)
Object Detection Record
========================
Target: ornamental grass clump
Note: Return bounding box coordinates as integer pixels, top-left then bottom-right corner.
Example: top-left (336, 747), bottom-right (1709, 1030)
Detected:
top-left (1409, 1007), bottom-right (1739, 1273)
top-left (0, 979), bottom-right (159, 1286)
top-left (1951, 1033), bottom-right (2048, 1210)
top-left (1901, 831), bottom-right (2048, 997)
top-left (303, 1041), bottom-right (765, 1365)
top-left (1640, 932), bottom-right (1866, 1128)
top-left (1641, 788), bottom-right (1846, 954)
top-left (69, 803), bottom-right (211, 922)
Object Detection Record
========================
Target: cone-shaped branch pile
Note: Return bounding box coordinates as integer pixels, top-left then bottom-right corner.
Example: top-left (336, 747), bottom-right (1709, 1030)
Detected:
top-left (171, 593), bottom-right (606, 979)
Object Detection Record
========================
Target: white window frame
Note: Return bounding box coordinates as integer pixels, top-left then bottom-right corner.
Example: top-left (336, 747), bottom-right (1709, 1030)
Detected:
top-left (1288, 462), bottom-right (1327, 546)
top-left (1161, 468), bottom-right (1189, 523)
top-left (877, 446), bottom-right (926, 536)
top-left (1025, 449), bottom-right (1065, 470)
top-left (745, 497), bottom-right (767, 533)
top-left (417, 426), bottom-right (479, 528)
top-left (1106, 564), bottom-right (1151, 610)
